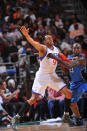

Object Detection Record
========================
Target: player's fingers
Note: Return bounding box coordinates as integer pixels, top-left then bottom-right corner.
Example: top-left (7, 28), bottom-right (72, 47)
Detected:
top-left (16, 25), bottom-right (21, 30)
top-left (27, 28), bottom-right (29, 32)
top-left (20, 26), bottom-right (28, 32)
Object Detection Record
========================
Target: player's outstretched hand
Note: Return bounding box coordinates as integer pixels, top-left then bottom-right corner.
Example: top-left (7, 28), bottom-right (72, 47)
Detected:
top-left (20, 26), bottom-right (29, 37)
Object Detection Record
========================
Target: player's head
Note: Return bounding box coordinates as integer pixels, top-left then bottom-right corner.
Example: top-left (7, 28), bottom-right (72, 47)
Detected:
top-left (72, 43), bottom-right (81, 56)
top-left (0, 79), bottom-right (6, 90)
top-left (44, 35), bottom-right (54, 47)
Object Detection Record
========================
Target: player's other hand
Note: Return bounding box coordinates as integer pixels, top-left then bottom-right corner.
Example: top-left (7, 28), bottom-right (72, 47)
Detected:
top-left (72, 56), bottom-right (78, 61)
top-left (20, 26), bottom-right (29, 37)
top-left (78, 57), bottom-right (86, 66)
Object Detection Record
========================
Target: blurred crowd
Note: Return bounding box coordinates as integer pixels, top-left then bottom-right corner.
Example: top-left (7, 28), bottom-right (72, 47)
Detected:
top-left (0, 0), bottom-right (87, 127)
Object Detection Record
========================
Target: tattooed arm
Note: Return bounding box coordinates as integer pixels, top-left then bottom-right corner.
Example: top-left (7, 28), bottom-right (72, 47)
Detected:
top-left (47, 53), bottom-right (86, 69)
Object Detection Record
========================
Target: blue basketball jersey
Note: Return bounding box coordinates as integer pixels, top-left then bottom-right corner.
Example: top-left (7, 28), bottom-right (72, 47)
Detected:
top-left (68, 54), bottom-right (85, 83)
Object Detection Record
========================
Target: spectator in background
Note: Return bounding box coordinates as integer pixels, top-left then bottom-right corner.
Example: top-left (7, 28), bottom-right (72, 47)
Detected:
top-left (54, 14), bottom-right (63, 29)
top-left (0, 65), bottom-right (7, 75)
top-left (0, 38), bottom-right (5, 55)
top-left (0, 51), bottom-right (3, 63)
top-left (2, 40), bottom-right (10, 62)
top-left (12, 7), bottom-right (22, 24)
top-left (1, 30), bottom-right (8, 44)
top-left (0, 79), bottom-right (19, 101)
top-left (62, 32), bottom-right (75, 45)
top-left (7, 23), bottom-right (18, 43)
top-left (69, 20), bottom-right (85, 39)
top-left (69, 19), bottom-right (84, 33)
top-left (63, 20), bottom-right (70, 32)
top-left (18, 41), bottom-right (27, 55)
top-left (29, 10), bottom-right (36, 23)
top-left (62, 48), bottom-right (71, 58)
top-left (19, 47), bottom-right (32, 99)
top-left (32, 96), bottom-right (49, 121)
top-left (47, 87), bottom-right (65, 118)
top-left (9, 41), bottom-right (18, 62)
top-left (0, 79), bottom-right (20, 116)
top-left (34, 24), bottom-right (46, 39)
top-left (60, 40), bottom-right (72, 53)
top-left (80, 92), bottom-right (87, 118)
top-left (54, 14), bottom-right (65, 39)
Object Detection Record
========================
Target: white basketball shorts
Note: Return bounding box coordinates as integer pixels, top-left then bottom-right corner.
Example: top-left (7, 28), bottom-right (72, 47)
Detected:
top-left (32, 71), bottom-right (66, 96)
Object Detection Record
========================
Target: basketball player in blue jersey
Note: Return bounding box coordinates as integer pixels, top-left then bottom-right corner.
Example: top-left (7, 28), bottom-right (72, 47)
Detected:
top-left (11, 26), bottom-right (86, 128)
top-left (62, 43), bottom-right (87, 125)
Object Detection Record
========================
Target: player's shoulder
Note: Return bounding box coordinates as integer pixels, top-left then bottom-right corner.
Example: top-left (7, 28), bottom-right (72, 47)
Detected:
top-left (68, 53), bottom-right (85, 60)
top-left (46, 45), bottom-right (58, 51)
top-left (53, 46), bottom-right (60, 52)
top-left (79, 53), bottom-right (85, 57)
top-left (68, 54), bottom-right (74, 60)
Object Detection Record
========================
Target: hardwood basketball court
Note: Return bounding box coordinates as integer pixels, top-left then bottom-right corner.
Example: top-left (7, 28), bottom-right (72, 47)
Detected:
top-left (0, 120), bottom-right (87, 131)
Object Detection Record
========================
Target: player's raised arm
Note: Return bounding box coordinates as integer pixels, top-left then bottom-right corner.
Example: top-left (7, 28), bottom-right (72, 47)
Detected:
top-left (20, 26), bottom-right (46, 54)
top-left (47, 53), bottom-right (86, 69)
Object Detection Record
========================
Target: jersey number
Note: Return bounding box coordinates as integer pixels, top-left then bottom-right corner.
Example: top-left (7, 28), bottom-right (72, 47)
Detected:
top-left (53, 59), bottom-right (56, 65)
top-left (70, 68), bottom-right (74, 72)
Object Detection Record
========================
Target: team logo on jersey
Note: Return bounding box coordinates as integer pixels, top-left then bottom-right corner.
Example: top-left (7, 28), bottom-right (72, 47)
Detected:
top-left (53, 53), bottom-right (58, 56)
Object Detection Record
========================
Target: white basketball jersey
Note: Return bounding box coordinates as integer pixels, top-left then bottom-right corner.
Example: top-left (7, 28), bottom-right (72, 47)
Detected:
top-left (38, 46), bottom-right (59, 74)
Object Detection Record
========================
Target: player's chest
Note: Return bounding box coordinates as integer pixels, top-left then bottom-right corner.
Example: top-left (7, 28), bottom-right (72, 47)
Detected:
top-left (47, 52), bottom-right (58, 65)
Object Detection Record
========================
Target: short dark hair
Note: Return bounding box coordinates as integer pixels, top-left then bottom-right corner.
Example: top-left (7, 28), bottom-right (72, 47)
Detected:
top-left (0, 79), bottom-right (3, 86)
top-left (73, 43), bottom-right (81, 48)
top-left (2, 30), bottom-right (7, 34)
top-left (1, 72), bottom-right (7, 80)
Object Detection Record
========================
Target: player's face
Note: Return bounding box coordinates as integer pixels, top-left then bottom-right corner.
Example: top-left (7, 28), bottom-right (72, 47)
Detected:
top-left (2, 82), bottom-right (7, 90)
top-left (0, 82), bottom-right (6, 90)
top-left (73, 45), bottom-right (81, 56)
top-left (44, 35), bottom-right (54, 46)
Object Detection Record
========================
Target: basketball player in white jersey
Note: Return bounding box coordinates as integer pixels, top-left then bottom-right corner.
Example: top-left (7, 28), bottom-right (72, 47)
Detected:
top-left (11, 26), bottom-right (85, 127)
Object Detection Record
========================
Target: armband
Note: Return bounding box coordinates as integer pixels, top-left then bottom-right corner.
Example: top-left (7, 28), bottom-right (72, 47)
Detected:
top-left (60, 54), bottom-right (71, 62)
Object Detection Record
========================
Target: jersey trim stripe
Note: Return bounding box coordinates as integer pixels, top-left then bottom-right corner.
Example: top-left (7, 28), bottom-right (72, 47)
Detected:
top-left (39, 47), bottom-right (48, 61)
top-left (32, 90), bottom-right (42, 96)
top-left (58, 85), bottom-right (67, 92)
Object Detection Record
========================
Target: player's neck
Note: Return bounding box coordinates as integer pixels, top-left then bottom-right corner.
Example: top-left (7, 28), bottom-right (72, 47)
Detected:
top-left (74, 54), bottom-right (80, 57)
top-left (47, 45), bottom-right (54, 50)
